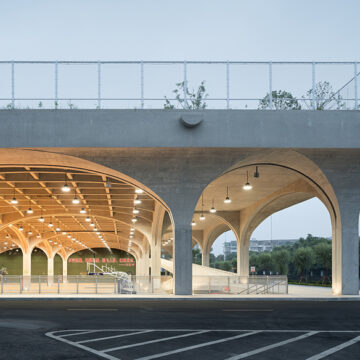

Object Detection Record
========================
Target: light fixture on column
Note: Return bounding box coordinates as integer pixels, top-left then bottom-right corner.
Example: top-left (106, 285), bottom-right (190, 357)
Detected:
top-left (62, 174), bottom-right (70, 192)
top-left (199, 194), bottom-right (205, 221)
top-left (210, 199), bottom-right (217, 213)
top-left (254, 166), bottom-right (260, 178)
top-left (72, 190), bottom-right (80, 205)
top-left (135, 188), bottom-right (143, 194)
top-left (224, 186), bottom-right (231, 204)
top-left (80, 208), bottom-right (86, 214)
top-left (133, 208), bottom-right (139, 214)
top-left (243, 171), bottom-right (253, 191)
top-left (11, 188), bottom-right (18, 205)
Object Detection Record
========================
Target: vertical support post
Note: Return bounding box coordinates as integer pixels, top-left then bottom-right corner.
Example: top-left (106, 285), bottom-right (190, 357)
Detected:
top-left (227, 277), bottom-right (230, 294)
top-left (208, 276), bottom-right (211, 294)
top-left (226, 60), bottom-right (230, 109)
top-left (58, 276), bottom-right (60, 294)
top-left (1, 276), bottom-right (3, 294)
top-left (151, 277), bottom-right (154, 294)
top-left (55, 61), bottom-right (58, 109)
top-left (114, 277), bottom-right (116, 294)
top-left (312, 61), bottom-right (316, 110)
top-left (268, 61), bottom-right (273, 109)
top-left (11, 61), bottom-right (15, 109)
top-left (97, 61), bottom-right (101, 109)
top-left (354, 62), bottom-right (358, 110)
top-left (38, 275), bottom-right (41, 294)
top-left (183, 61), bottom-right (188, 108)
top-left (20, 276), bottom-right (22, 294)
top-left (95, 275), bottom-right (98, 294)
top-left (140, 60), bottom-right (144, 109)
top-left (76, 276), bottom-right (79, 294)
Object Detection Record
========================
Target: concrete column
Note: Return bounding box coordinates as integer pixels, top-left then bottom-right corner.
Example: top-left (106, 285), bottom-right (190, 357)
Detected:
top-left (150, 239), bottom-right (161, 277)
top-left (332, 199), bottom-right (359, 295)
top-left (22, 250), bottom-right (31, 290)
top-left (47, 256), bottom-right (54, 285)
top-left (202, 251), bottom-right (210, 267)
top-left (173, 215), bottom-right (193, 295)
top-left (62, 258), bottom-right (68, 283)
top-left (237, 240), bottom-right (249, 277)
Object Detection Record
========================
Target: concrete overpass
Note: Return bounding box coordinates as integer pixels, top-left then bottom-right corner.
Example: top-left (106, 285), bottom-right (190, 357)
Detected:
top-left (0, 109), bottom-right (359, 295)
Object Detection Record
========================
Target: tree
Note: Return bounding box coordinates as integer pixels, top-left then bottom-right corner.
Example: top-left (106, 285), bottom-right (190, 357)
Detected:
top-left (258, 90), bottom-right (301, 110)
top-left (294, 247), bottom-right (315, 282)
top-left (302, 81), bottom-right (345, 110)
top-left (315, 242), bottom-right (332, 283)
top-left (257, 253), bottom-right (273, 274)
top-left (192, 248), bottom-right (202, 265)
top-left (164, 81), bottom-right (208, 109)
top-left (272, 249), bottom-right (290, 275)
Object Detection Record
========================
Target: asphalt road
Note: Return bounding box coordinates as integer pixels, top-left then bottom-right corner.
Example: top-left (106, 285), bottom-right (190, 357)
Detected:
top-left (0, 299), bottom-right (360, 359)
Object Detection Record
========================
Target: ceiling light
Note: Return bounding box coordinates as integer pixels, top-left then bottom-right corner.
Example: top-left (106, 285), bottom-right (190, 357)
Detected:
top-left (4, 241), bottom-right (8, 245)
top-left (96, 232), bottom-right (100, 235)
top-left (90, 222), bottom-right (95, 227)
top-left (39, 216), bottom-right (44, 222)
top-left (62, 231), bottom-right (66, 235)
top-left (243, 171), bottom-right (252, 191)
top-left (19, 226), bottom-right (23, 231)
top-left (5, 234), bottom-right (9, 239)
top-left (85, 216), bottom-right (91, 222)
top-left (224, 186), bottom-right (231, 204)
top-left (131, 217), bottom-right (138, 223)
top-left (37, 234), bottom-right (41, 239)
top-left (191, 220), bottom-right (196, 226)
top-left (48, 221), bottom-right (53, 228)
top-left (80, 208), bottom-right (86, 214)
top-left (200, 213), bottom-right (205, 221)
top-left (134, 198), bottom-right (141, 205)
top-left (61, 174), bottom-right (70, 192)
top-left (93, 228), bottom-right (98, 231)
top-left (210, 199), bottom-right (216, 213)
top-left (135, 188), bottom-right (143, 194)
top-left (56, 227), bottom-right (61, 232)
top-left (130, 227), bottom-right (135, 231)
top-left (72, 196), bottom-right (80, 205)
top-left (67, 234), bottom-right (71, 238)
top-left (254, 166), bottom-right (260, 178)
top-left (28, 231), bottom-right (32, 235)
top-left (49, 239), bottom-right (52, 243)
top-left (27, 207), bottom-right (33, 215)
top-left (11, 197), bottom-right (18, 205)
top-left (133, 208), bottom-right (139, 214)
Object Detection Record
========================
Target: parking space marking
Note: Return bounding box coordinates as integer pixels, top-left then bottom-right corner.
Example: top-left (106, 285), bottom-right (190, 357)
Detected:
top-left (305, 334), bottom-right (360, 360)
top-left (60, 330), bottom-right (98, 338)
top-left (102, 330), bottom-right (208, 353)
top-left (222, 309), bottom-right (273, 312)
top-left (226, 331), bottom-right (318, 359)
top-left (135, 331), bottom-right (261, 360)
top-left (77, 330), bottom-right (152, 344)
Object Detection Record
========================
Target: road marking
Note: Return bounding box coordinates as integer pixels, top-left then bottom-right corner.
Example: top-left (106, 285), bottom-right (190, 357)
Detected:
top-left (305, 335), bottom-right (360, 360)
top-left (135, 331), bottom-right (261, 360)
top-left (46, 331), bottom-right (119, 360)
top-left (226, 331), bottom-right (319, 359)
top-left (222, 309), bottom-right (273, 312)
top-left (77, 330), bottom-right (152, 344)
top-left (102, 330), bottom-right (207, 352)
top-left (60, 330), bottom-right (98, 338)
top-left (67, 309), bottom-right (118, 311)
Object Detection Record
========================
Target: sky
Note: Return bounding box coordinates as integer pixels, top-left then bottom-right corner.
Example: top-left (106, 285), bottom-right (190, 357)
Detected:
top-left (1, 0), bottom-right (359, 254)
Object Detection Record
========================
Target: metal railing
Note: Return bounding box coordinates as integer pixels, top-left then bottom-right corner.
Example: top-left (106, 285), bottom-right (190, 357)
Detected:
top-left (0, 274), bottom-right (287, 295)
top-left (0, 61), bottom-right (358, 110)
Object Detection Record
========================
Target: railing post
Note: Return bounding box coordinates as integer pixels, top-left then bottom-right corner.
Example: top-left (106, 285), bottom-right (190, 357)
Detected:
top-left (226, 60), bottom-right (230, 109)
top-left (354, 62), bottom-right (358, 110)
top-left (97, 61), bottom-right (101, 109)
top-left (11, 60), bottom-right (15, 109)
top-left (269, 61), bottom-right (273, 109)
top-left (55, 61), bottom-right (58, 109)
top-left (312, 61), bottom-right (316, 110)
top-left (183, 61), bottom-right (188, 108)
top-left (140, 60), bottom-right (144, 109)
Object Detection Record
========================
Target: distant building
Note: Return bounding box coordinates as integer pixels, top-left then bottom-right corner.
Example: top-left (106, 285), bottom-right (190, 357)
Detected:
top-left (223, 238), bottom-right (300, 255)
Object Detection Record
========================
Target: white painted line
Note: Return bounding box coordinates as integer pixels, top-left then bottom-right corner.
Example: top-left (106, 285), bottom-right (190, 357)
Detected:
top-left (225, 331), bottom-right (319, 359)
top-left (305, 335), bottom-right (360, 360)
top-left (102, 330), bottom-right (208, 353)
top-left (45, 331), bottom-right (119, 360)
top-left (67, 309), bottom-right (118, 311)
top-left (60, 330), bottom-right (98, 338)
top-left (222, 309), bottom-right (273, 312)
top-left (77, 330), bottom-right (152, 344)
top-left (135, 331), bottom-right (261, 360)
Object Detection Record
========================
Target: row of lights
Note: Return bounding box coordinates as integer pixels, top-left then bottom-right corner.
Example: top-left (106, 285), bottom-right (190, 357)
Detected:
top-left (192, 167), bottom-right (260, 226)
